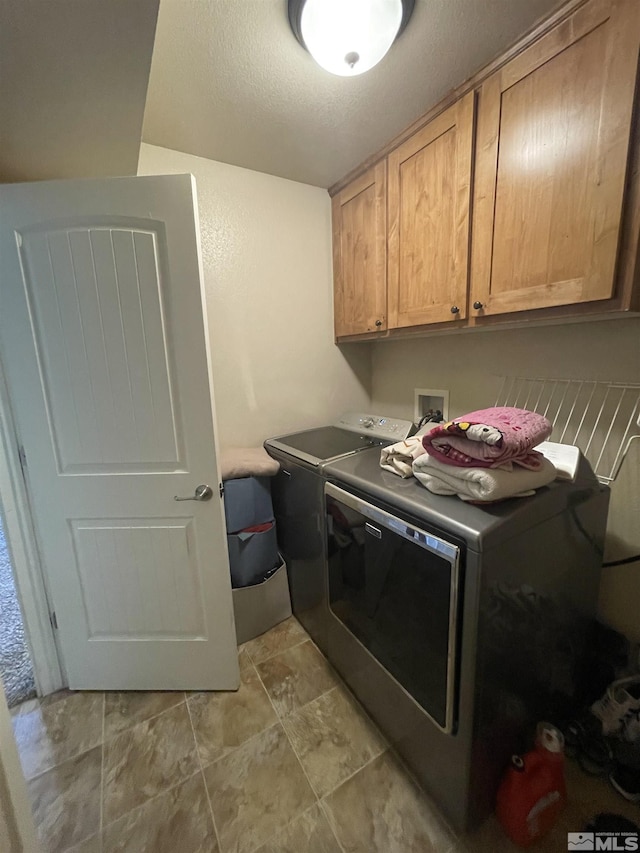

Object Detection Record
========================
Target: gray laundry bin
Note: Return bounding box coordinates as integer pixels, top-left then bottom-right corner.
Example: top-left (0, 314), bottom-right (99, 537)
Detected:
top-left (227, 522), bottom-right (280, 588)
top-left (224, 476), bottom-right (274, 533)
top-left (232, 560), bottom-right (292, 645)
top-left (223, 473), bottom-right (291, 641)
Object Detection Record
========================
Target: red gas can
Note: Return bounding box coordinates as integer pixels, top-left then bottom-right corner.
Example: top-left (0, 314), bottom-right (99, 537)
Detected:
top-left (496, 723), bottom-right (567, 847)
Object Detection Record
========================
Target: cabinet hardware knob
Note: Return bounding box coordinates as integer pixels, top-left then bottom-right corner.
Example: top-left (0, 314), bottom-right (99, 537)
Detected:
top-left (473, 301), bottom-right (484, 310)
top-left (375, 319), bottom-right (383, 327)
top-left (450, 306), bottom-right (460, 315)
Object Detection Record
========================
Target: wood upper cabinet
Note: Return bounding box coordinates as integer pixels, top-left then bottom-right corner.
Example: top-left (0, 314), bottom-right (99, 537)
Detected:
top-left (470, 0), bottom-right (640, 317)
top-left (332, 162), bottom-right (387, 338)
top-left (330, 0), bottom-right (640, 340)
top-left (387, 91), bottom-right (475, 328)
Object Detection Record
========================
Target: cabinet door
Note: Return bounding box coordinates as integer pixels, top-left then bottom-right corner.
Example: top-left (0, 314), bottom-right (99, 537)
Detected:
top-left (471, 0), bottom-right (640, 317)
top-left (387, 91), bottom-right (475, 328)
top-left (332, 162), bottom-right (387, 338)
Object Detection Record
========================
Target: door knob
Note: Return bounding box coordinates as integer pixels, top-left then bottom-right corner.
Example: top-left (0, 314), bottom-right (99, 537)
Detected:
top-left (375, 319), bottom-right (383, 327)
top-left (473, 301), bottom-right (484, 310)
top-left (174, 484), bottom-right (214, 502)
top-left (450, 306), bottom-right (460, 315)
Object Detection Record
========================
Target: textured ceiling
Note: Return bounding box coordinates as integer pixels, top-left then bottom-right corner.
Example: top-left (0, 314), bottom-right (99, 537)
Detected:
top-left (143, 0), bottom-right (562, 188)
top-left (0, 0), bottom-right (159, 183)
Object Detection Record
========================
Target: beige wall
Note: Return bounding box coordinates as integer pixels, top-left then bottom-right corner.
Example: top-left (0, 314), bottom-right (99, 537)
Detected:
top-left (0, 0), bottom-right (158, 183)
top-left (137, 141), bottom-right (638, 642)
top-left (138, 143), bottom-right (371, 448)
top-left (371, 317), bottom-right (640, 642)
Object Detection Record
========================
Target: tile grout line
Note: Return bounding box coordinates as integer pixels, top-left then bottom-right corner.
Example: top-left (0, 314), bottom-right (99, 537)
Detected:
top-left (247, 634), bottom-right (312, 667)
top-left (196, 716), bottom-right (285, 776)
top-left (287, 637), bottom-right (392, 779)
top-left (100, 695), bottom-right (207, 837)
top-left (314, 748), bottom-right (392, 853)
top-left (97, 693), bottom-right (454, 852)
top-left (250, 633), bottom-right (385, 783)
top-left (253, 647), bottom-right (387, 852)
top-left (101, 693), bottom-right (187, 747)
top-left (240, 643), bottom-right (256, 666)
top-left (252, 633), bottom-right (388, 785)
top-left (382, 740), bottom-right (459, 844)
top-left (317, 724), bottom-right (458, 848)
top-left (245, 801), bottom-right (342, 853)
top-left (190, 656), bottom-right (284, 775)
top-left (253, 665), bottom-right (337, 733)
top-left (233, 627), bottom-right (357, 851)
top-left (185, 691), bottom-right (225, 853)
top-left (100, 768), bottom-right (206, 839)
top-left (252, 639), bottom-right (341, 723)
top-left (319, 746), bottom-right (389, 805)
top-left (57, 696), bottom-right (107, 853)
top-left (317, 799), bottom-right (348, 853)
top-left (279, 710), bottom-right (347, 853)
top-left (15, 693), bottom-right (105, 783)
top-left (19, 691), bottom-right (187, 785)
top-left (252, 659), bottom-right (348, 853)
top-left (21, 741), bottom-right (101, 784)
top-left (260, 682), bottom-right (322, 796)
top-left (99, 691), bottom-right (105, 845)
top-left (310, 676), bottom-right (390, 755)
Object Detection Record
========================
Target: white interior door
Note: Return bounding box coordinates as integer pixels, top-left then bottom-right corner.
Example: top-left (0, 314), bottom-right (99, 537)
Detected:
top-left (0, 174), bottom-right (239, 691)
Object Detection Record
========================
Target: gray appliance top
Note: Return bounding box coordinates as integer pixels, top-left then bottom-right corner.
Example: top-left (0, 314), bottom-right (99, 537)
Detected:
top-left (323, 445), bottom-right (606, 552)
top-left (265, 412), bottom-right (414, 468)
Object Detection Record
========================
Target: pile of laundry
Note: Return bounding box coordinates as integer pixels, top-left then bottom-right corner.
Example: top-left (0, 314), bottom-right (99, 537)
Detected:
top-left (380, 406), bottom-right (557, 503)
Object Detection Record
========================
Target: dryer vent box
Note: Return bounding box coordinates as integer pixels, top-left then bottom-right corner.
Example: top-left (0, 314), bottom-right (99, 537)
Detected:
top-left (414, 388), bottom-right (449, 425)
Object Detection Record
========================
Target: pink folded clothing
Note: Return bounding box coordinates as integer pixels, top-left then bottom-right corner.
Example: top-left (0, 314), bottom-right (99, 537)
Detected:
top-left (422, 407), bottom-right (553, 471)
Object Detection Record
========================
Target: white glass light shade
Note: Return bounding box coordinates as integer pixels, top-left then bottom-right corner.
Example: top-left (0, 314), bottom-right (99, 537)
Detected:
top-left (300, 0), bottom-right (404, 77)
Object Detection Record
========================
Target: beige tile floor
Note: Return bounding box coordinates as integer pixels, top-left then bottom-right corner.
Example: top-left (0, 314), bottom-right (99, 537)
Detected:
top-left (10, 616), bottom-right (640, 853)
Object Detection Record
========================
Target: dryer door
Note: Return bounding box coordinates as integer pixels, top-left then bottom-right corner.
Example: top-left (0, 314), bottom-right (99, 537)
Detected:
top-left (325, 482), bottom-right (461, 733)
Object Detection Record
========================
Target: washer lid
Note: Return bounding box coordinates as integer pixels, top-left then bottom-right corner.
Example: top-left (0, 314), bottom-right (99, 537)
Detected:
top-left (265, 412), bottom-right (414, 467)
top-left (266, 426), bottom-right (376, 467)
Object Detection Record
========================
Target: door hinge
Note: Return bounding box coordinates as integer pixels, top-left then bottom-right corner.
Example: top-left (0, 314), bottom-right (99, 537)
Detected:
top-left (18, 444), bottom-right (27, 471)
top-left (219, 482), bottom-right (224, 498)
top-left (50, 611), bottom-right (58, 630)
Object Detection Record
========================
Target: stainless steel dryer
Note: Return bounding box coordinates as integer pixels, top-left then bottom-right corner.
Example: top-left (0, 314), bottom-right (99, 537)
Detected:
top-left (322, 445), bottom-right (609, 831)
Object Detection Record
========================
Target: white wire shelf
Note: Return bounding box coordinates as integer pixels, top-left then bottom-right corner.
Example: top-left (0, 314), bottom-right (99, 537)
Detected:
top-left (494, 376), bottom-right (640, 484)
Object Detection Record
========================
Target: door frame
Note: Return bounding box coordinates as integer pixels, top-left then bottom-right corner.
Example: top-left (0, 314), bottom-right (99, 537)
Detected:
top-left (0, 680), bottom-right (40, 852)
top-left (0, 358), bottom-right (64, 696)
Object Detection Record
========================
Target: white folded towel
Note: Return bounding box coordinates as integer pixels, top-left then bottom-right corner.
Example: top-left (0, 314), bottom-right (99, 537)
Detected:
top-left (412, 453), bottom-right (557, 502)
top-left (380, 436), bottom-right (427, 478)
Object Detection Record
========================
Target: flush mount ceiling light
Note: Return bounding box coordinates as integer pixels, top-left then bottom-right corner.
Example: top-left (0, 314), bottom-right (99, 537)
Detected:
top-left (288, 0), bottom-right (415, 77)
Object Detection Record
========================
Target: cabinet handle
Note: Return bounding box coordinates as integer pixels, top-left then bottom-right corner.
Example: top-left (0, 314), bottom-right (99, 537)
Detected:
top-left (375, 319), bottom-right (383, 327)
top-left (450, 306), bottom-right (460, 315)
top-left (473, 301), bottom-right (484, 310)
